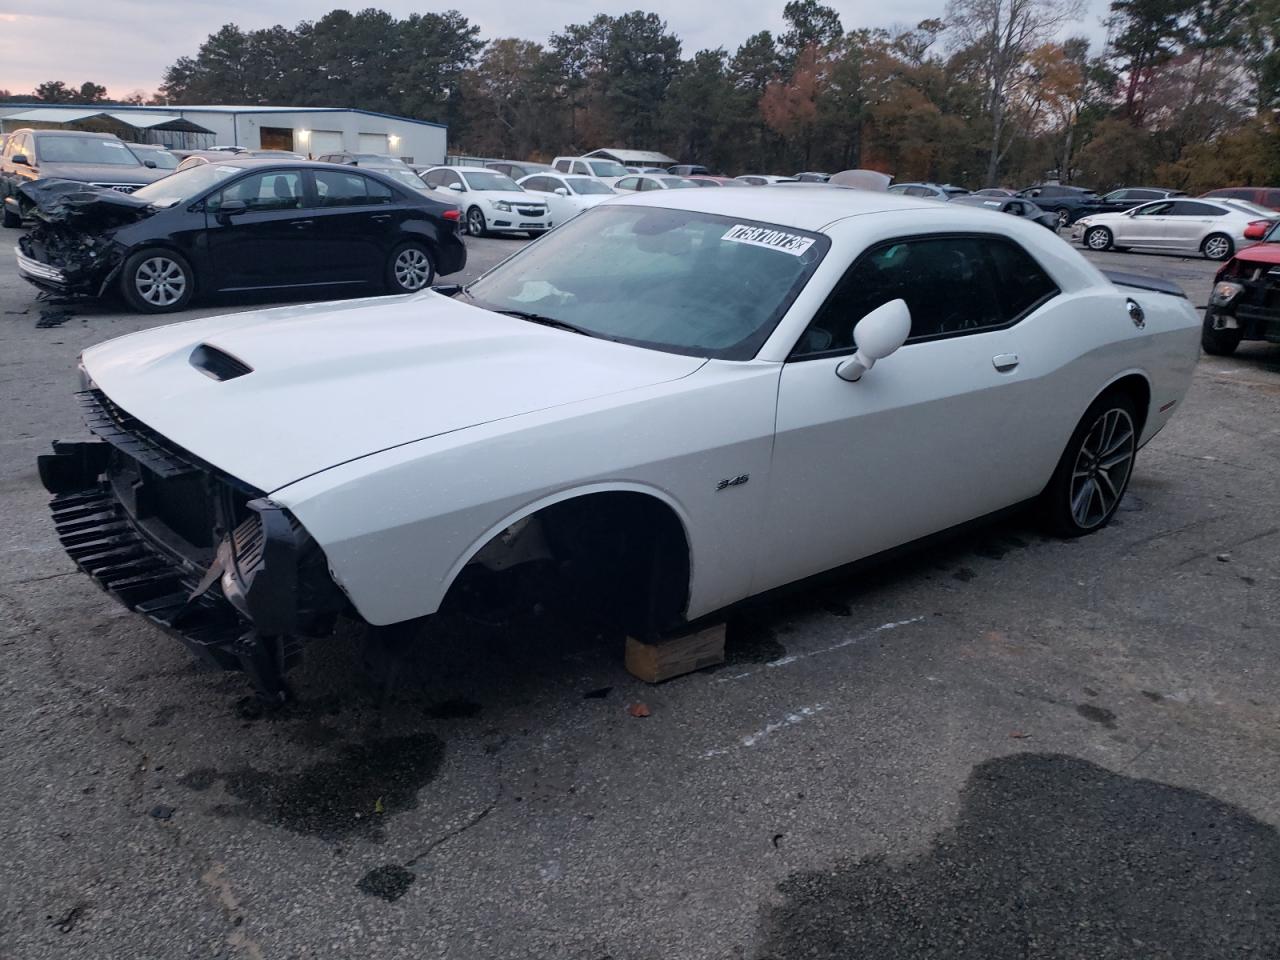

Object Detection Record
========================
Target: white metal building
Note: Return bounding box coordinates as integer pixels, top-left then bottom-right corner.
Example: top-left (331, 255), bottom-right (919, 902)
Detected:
top-left (0, 104), bottom-right (447, 164)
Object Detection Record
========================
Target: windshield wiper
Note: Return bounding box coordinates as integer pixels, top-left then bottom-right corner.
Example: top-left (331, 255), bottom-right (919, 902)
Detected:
top-left (494, 308), bottom-right (595, 337)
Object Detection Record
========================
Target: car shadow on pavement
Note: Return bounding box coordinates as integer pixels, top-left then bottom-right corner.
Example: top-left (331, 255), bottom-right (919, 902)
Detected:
top-left (754, 752), bottom-right (1280, 960)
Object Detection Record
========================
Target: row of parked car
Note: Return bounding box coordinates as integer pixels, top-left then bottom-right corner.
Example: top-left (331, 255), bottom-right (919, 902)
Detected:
top-left (880, 180), bottom-right (1280, 262)
top-left (7, 129), bottom-right (1280, 316)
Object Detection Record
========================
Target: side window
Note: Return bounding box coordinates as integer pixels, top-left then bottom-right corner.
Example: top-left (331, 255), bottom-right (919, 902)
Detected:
top-left (554, 160), bottom-right (570, 172)
top-left (422, 169), bottom-right (442, 187)
top-left (616, 176), bottom-right (638, 191)
top-left (986, 238), bottom-right (1058, 320)
top-left (1133, 201), bottom-right (1174, 217)
top-left (312, 170), bottom-right (392, 207)
top-left (791, 236), bottom-right (1057, 358)
top-left (210, 171), bottom-right (304, 212)
top-left (1168, 200), bottom-right (1220, 216)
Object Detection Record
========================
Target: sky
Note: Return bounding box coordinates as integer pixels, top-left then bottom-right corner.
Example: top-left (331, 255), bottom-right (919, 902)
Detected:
top-left (0, 0), bottom-right (1113, 99)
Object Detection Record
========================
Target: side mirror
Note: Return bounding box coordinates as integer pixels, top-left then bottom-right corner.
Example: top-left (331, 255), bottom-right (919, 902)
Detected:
top-left (11, 154), bottom-right (29, 166)
top-left (836, 299), bottom-right (912, 382)
top-left (214, 199), bottom-right (248, 221)
top-left (143, 159), bottom-right (157, 168)
top-left (554, 187), bottom-right (569, 197)
top-left (448, 182), bottom-right (464, 193)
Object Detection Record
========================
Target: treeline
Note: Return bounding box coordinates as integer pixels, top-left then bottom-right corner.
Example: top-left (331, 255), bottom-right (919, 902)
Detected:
top-left (32, 0), bottom-right (1280, 189)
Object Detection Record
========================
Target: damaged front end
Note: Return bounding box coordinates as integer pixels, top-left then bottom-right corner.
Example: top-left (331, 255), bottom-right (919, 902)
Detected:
top-left (38, 385), bottom-right (349, 700)
top-left (14, 179), bottom-right (153, 296)
top-left (1206, 258), bottom-right (1280, 345)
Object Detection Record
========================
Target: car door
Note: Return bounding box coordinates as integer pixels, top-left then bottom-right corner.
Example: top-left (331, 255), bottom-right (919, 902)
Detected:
top-left (523, 175), bottom-right (569, 222)
top-left (203, 168), bottom-right (315, 291)
top-left (1115, 200), bottom-right (1175, 247)
top-left (305, 168), bottom-right (401, 285)
top-left (1162, 200), bottom-right (1226, 251)
top-left (759, 233), bottom-right (1064, 593)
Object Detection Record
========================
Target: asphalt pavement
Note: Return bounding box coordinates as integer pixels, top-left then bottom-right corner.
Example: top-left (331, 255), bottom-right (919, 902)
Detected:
top-left (0, 229), bottom-right (1277, 960)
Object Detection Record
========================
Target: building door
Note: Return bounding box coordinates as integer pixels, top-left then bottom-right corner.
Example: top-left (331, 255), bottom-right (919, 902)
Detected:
top-left (358, 132), bottom-right (389, 155)
top-left (259, 127), bottom-right (294, 151)
top-left (308, 130), bottom-right (344, 157)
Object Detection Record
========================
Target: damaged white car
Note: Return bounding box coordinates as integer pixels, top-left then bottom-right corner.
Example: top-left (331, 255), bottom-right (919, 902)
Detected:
top-left (40, 190), bottom-right (1201, 698)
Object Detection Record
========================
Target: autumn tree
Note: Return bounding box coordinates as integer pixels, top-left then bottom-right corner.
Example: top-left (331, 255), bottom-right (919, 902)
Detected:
top-left (947, 0), bottom-right (1086, 185)
top-left (462, 40), bottom-right (563, 160)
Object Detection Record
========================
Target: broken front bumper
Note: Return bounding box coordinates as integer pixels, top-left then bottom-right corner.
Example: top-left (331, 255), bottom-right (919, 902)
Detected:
top-left (1208, 277), bottom-right (1280, 343)
top-left (38, 390), bottom-right (347, 697)
top-left (14, 245), bottom-right (68, 289)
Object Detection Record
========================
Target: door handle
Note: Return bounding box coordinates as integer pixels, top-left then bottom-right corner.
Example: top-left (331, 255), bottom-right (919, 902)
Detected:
top-left (370, 214), bottom-right (392, 222)
top-left (992, 353), bottom-right (1020, 372)
top-left (291, 220), bottom-right (314, 229)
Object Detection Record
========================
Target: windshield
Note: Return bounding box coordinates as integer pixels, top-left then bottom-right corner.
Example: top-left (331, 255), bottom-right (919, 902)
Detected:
top-left (464, 205), bottom-right (828, 360)
top-left (131, 162), bottom-right (244, 206)
top-left (133, 148), bottom-right (179, 169)
top-left (567, 177), bottom-right (614, 195)
top-left (462, 170), bottom-right (521, 192)
top-left (38, 136), bottom-right (141, 166)
top-left (1224, 199), bottom-right (1274, 217)
top-left (386, 169), bottom-right (430, 191)
top-left (587, 160), bottom-right (628, 177)
top-left (357, 154), bottom-right (407, 167)
top-left (660, 178), bottom-right (697, 189)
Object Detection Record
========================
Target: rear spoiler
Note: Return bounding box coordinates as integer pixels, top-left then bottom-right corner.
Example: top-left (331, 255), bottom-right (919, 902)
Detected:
top-left (1101, 269), bottom-right (1187, 299)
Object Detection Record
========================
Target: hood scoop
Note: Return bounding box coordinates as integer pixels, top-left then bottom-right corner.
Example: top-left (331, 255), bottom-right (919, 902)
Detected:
top-left (190, 344), bottom-right (252, 382)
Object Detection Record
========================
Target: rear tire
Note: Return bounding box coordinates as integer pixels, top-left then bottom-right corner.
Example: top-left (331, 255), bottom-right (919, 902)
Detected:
top-left (1201, 233), bottom-right (1233, 261)
top-left (1055, 207), bottom-right (1071, 229)
top-left (385, 241), bottom-right (435, 293)
top-left (1040, 392), bottom-right (1139, 538)
top-left (120, 248), bottom-right (194, 313)
top-left (1084, 226), bottom-right (1113, 251)
top-left (1201, 310), bottom-right (1242, 356)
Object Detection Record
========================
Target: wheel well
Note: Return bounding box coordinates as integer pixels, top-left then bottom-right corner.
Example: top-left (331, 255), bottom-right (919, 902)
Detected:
top-left (1104, 374), bottom-right (1151, 437)
top-left (445, 491), bottom-right (691, 637)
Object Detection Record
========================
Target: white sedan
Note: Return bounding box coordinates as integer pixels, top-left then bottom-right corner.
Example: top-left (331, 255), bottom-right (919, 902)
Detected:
top-left (1072, 197), bottom-right (1259, 261)
top-left (516, 172), bottom-right (617, 223)
top-left (613, 174), bottom-right (699, 192)
top-left (40, 189), bottom-right (1200, 698)
top-left (420, 165), bottom-right (551, 237)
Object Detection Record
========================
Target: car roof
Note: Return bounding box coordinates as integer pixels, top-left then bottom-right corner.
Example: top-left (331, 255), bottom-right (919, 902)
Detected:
top-left (22, 128), bottom-right (118, 139)
top-left (605, 184), bottom-right (939, 231)
top-left (439, 165), bottom-right (509, 174)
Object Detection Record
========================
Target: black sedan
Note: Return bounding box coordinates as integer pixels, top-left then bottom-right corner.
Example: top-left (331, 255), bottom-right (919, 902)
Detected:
top-left (14, 160), bottom-right (466, 313)
top-left (952, 193), bottom-right (1059, 229)
top-left (1014, 184), bottom-right (1102, 228)
top-left (1090, 186), bottom-right (1185, 214)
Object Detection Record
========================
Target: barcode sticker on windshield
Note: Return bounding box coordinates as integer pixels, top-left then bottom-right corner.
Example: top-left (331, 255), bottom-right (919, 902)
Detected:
top-left (721, 224), bottom-right (815, 256)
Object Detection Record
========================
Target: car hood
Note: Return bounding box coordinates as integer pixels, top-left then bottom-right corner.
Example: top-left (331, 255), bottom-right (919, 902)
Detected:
top-left (1234, 242), bottom-right (1280, 266)
top-left (81, 292), bottom-right (706, 492)
top-left (37, 161), bottom-right (165, 185)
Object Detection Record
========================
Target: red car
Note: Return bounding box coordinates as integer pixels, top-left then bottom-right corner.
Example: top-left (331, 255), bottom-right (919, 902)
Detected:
top-left (1201, 186), bottom-right (1280, 211)
top-left (1202, 219), bottom-right (1280, 355)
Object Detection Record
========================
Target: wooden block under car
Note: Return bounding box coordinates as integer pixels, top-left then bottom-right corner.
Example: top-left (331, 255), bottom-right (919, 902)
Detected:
top-left (625, 623), bottom-right (726, 683)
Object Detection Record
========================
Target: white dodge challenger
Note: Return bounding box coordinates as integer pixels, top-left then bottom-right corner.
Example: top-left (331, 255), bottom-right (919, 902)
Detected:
top-left (39, 189), bottom-right (1200, 697)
